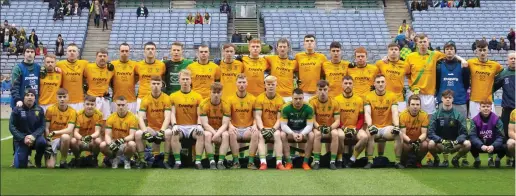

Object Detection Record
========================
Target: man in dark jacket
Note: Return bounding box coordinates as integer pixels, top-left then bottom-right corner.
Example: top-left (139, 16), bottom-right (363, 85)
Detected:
top-left (508, 28), bottom-right (515, 50)
top-left (488, 37), bottom-right (498, 51)
top-left (10, 44), bottom-right (40, 109)
top-left (9, 89), bottom-right (46, 168)
top-left (136, 3), bottom-right (148, 18)
top-left (469, 100), bottom-right (505, 168)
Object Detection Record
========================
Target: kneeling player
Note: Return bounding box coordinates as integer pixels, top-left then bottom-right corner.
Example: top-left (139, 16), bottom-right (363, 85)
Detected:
top-left (309, 80), bottom-right (340, 170)
top-left (280, 88), bottom-right (315, 170)
top-left (507, 109), bottom-right (516, 167)
top-left (469, 100), bottom-right (505, 168)
top-left (100, 96), bottom-right (138, 169)
top-left (70, 95), bottom-right (103, 167)
top-left (428, 90), bottom-right (471, 167)
top-left (169, 70), bottom-right (204, 169)
top-left (399, 95), bottom-right (429, 167)
top-left (200, 82), bottom-right (231, 169)
top-left (255, 76), bottom-right (287, 170)
top-left (45, 88), bottom-right (77, 168)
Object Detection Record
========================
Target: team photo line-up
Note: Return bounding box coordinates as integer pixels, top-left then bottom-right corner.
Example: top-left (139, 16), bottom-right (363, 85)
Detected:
top-left (9, 33), bottom-right (516, 170)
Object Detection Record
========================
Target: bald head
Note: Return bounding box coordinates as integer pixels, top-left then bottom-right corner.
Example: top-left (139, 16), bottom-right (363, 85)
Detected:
top-left (508, 51), bottom-right (515, 69)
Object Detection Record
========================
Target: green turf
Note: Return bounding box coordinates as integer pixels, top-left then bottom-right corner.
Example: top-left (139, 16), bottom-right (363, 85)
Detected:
top-left (1, 119), bottom-right (514, 195)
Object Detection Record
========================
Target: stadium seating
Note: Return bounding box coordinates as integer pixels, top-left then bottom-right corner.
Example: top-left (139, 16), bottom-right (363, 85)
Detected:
top-left (118, 0), bottom-right (170, 8)
top-left (108, 8), bottom-right (227, 60)
top-left (342, 0), bottom-right (381, 9)
top-left (0, 0), bottom-right (88, 74)
top-left (196, 0), bottom-right (316, 9)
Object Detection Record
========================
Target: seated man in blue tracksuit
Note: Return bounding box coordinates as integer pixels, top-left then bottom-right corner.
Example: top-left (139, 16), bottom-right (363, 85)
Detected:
top-left (9, 89), bottom-right (46, 168)
top-left (469, 100), bottom-right (505, 168)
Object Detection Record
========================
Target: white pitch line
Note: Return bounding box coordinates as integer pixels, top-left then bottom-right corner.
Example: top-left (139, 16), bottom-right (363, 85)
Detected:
top-left (1, 136), bottom-right (13, 141)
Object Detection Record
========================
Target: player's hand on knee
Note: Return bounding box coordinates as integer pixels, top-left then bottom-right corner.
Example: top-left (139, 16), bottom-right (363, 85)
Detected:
top-left (344, 127), bottom-right (356, 138)
top-left (172, 125), bottom-right (180, 135)
top-left (368, 125), bottom-right (378, 135)
top-left (194, 125), bottom-right (204, 136)
top-left (318, 125), bottom-right (331, 134)
top-left (143, 131), bottom-right (155, 142)
top-left (261, 128), bottom-right (273, 140)
top-left (109, 142), bottom-right (119, 152)
top-left (154, 130), bottom-right (165, 142)
top-left (48, 131), bottom-right (56, 138)
top-left (82, 135), bottom-right (92, 143)
top-left (410, 139), bottom-right (421, 153)
top-left (391, 126), bottom-right (400, 135)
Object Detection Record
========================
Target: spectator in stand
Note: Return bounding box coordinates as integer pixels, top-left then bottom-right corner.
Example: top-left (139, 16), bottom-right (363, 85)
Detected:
top-left (398, 20), bottom-right (408, 34)
top-left (66, 0), bottom-right (73, 16)
top-left (411, 0), bottom-right (419, 11)
top-left (91, 0), bottom-right (101, 27)
top-left (1, 0), bottom-right (10, 7)
top-left (508, 28), bottom-right (515, 50)
top-left (7, 42), bottom-right (16, 56)
top-left (55, 34), bottom-right (64, 57)
top-left (204, 13), bottom-right (211, 24)
top-left (220, 0), bottom-right (230, 13)
top-left (395, 31), bottom-right (407, 48)
top-left (72, 2), bottom-right (82, 16)
top-left (231, 30), bottom-right (242, 43)
top-left (421, 1), bottom-right (428, 10)
top-left (471, 40), bottom-right (478, 51)
top-left (35, 42), bottom-right (47, 56)
top-left (194, 12), bottom-right (203, 24)
top-left (497, 37), bottom-right (508, 51)
top-left (28, 29), bottom-right (38, 48)
top-left (136, 3), bottom-right (149, 19)
top-left (2, 75), bottom-right (11, 93)
top-left (447, 0), bottom-right (453, 7)
top-left (107, 0), bottom-right (115, 20)
top-left (405, 26), bottom-right (416, 41)
top-left (245, 32), bottom-right (253, 43)
top-left (15, 36), bottom-right (26, 56)
top-left (18, 28), bottom-right (26, 41)
top-left (488, 37), bottom-right (498, 51)
top-left (0, 20), bottom-right (9, 51)
top-left (186, 13), bottom-right (194, 24)
top-left (467, 0), bottom-right (475, 8)
top-left (481, 36), bottom-right (487, 42)
top-left (102, 7), bottom-right (109, 31)
top-left (79, 0), bottom-right (89, 11)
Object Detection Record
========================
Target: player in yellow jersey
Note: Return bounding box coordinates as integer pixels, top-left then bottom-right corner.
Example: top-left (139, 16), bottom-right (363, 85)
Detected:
top-left (44, 88), bottom-right (76, 168)
top-left (241, 39), bottom-right (270, 96)
top-left (507, 109), bottom-right (515, 167)
top-left (265, 38), bottom-right (297, 102)
top-left (364, 74), bottom-right (403, 169)
top-left (227, 74), bottom-right (260, 169)
top-left (70, 95), bottom-right (103, 168)
top-left (135, 42), bottom-right (165, 111)
top-left (334, 76), bottom-right (368, 168)
top-left (254, 76), bottom-right (287, 170)
top-left (399, 95), bottom-right (429, 168)
top-left (100, 96), bottom-right (138, 169)
top-left (169, 69), bottom-right (204, 169)
top-left (186, 44), bottom-right (221, 98)
top-left (376, 43), bottom-right (410, 112)
top-left (56, 43), bottom-right (89, 111)
top-left (199, 82), bottom-right (231, 169)
top-left (295, 34), bottom-right (327, 101)
top-left (39, 54), bottom-right (62, 111)
top-left (467, 40), bottom-right (502, 118)
top-left (218, 43), bottom-right (244, 100)
top-left (346, 46), bottom-right (379, 100)
top-left (322, 42), bottom-right (349, 98)
top-left (134, 76), bottom-right (172, 169)
top-left (309, 80), bottom-right (340, 170)
top-left (111, 43), bottom-right (138, 114)
top-left (84, 48), bottom-right (114, 120)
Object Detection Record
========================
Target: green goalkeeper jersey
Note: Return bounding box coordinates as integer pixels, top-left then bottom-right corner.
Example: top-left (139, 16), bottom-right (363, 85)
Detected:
top-left (163, 59), bottom-right (193, 94)
top-left (280, 103), bottom-right (314, 130)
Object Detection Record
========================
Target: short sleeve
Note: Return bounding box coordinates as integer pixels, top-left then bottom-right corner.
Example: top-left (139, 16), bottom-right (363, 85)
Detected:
top-left (280, 105), bottom-right (289, 120)
top-left (75, 114), bottom-right (82, 128)
top-left (169, 94), bottom-right (175, 106)
top-left (196, 94), bottom-right (203, 105)
top-left (215, 65), bottom-right (221, 80)
top-left (364, 95), bottom-right (371, 106)
top-left (399, 114), bottom-right (407, 128)
top-left (332, 100), bottom-right (340, 115)
top-left (403, 60), bottom-right (410, 75)
top-left (223, 102), bottom-right (231, 117)
top-left (45, 108), bottom-right (52, 122)
top-left (163, 96), bottom-right (172, 111)
top-left (95, 112), bottom-right (103, 126)
top-left (68, 110), bottom-right (77, 124)
top-left (435, 50), bottom-right (446, 60)
top-left (358, 98), bottom-right (364, 113)
top-left (510, 110), bottom-right (516, 124)
top-left (421, 113), bottom-right (430, 128)
top-left (199, 99), bottom-right (208, 116)
top-left (263, 58), bottom-right (270, 70)
top-left (254, 96), bottom-right (263, 111)
top-left (139, 98), bottom-right (148, 112)
top-left (106, 117), bottom-right (114, 129)
top-left (306, 105), bottom-right (314, 120)
top-left (130, 116), bottom-right (139, 130)
top-left (495, 62), bottom-right (503, 74)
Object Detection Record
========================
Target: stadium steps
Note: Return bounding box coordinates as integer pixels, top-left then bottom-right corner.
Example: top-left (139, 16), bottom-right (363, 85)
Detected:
top-left (314, 0), bottom-right (343, 9)
top-left (172, 0), bottom-right (196, 9)
top-left (82, 16), bottom-right (112, 62)
top-left (234, 18), bottom-right (259, 40)
top-left (384, 0), bottom-right (412, 37)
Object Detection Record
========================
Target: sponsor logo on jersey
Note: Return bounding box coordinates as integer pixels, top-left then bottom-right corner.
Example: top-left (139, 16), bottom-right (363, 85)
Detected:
top-left (178, 104), bottom-right (195, 108)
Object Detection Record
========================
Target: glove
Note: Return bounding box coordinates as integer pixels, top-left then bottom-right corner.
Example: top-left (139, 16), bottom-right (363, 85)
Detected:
top-left (109, 142), bottom-right (119, 152)
top-left (261, 128), bottom-right (274, 140)
top-left (344, 127), bottom-right (357, 138)
top-left (412, 87), bottom-right (420, 95)
top-left (82, 135), bottom-right (92, 143)
top-left (48, 131), bottom-right (55, 138)
top-left (441, 140), bottom-right (458, 151)
top-left (40, 66), bottom-right (48, 79)
top-left (368, 125), bottom-right (378, 135)
top-left (44, 137), bottom-right (53, 159)
top-left (154, 130), bottom-right (165, 144)
top-left (392, 126), bottom-right (400, 135)
top-left (115, 138), bottom-right (125, 146)
top-left (369, 85), bottom-right (375, 91)
top-left (410, 139), bottom-right (421, 154)
top-left (107, 62), bottom-right (114, 71)
top-left (235, 55), bottom-right (243, 61)
top-left (318, 126), bottom-right (331, 134)
top-left (194, 125), bottom-right (204, 136)
top-left (143, 131), bottom-right (155, 143)
top-left (83, 83), bottom-right (89, 94)
top-left (103, 92), bottom-right (111, 101)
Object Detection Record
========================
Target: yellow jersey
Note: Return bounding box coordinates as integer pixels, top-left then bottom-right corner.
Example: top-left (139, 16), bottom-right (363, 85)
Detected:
top-left (295, 52), bottom-right (327, 93)
top-left (242, 56), bottom-right (270, 96)
top-left (139, 93), bottom-right (172, 130)
top-left (56, 59), bottom-right (88, 104)
top-left (376, 60), bottom-right (410, 102)
top-left (45, 104), bottom-right (77, 139)
top-left (399, 109), bottom-right (429, 142)
top-left (228, 93), bottom-right (256, 127)
top-left (265, 55), bottom-right (297, 97)
top-left (255, 93), bottom-right (285, 128)
top-left (346, 64), bottom-right (379, 99)
top-left (39, 72), bottom-right (62, 105)
top-left (219, 60), bottom-right (244, 100)
top-left (135, 60), bottom-right (165, 98)
top-left (467, 58), bottom-right (503, 102)
top-left (186, 62), bottom-right (221, 98)
top-left (322, 60), bottom-right (349, 97)
top-left (75, 109), bottom-right (103, 136)
top-left (111, 60), bottom-right (137, 102)
top-left (170, 90), bottom-right (203, 125)
top-left (405, 51), bottom-right (446, 95)
top-left (510, 109), bottom-right (516, 125)
top-left (334, 93), bottom-right (363, 129)
top-left (364, 91), bottom-right (398, 128)
top-left (308, 96), bottom-right (339, 126)
top-left (84, 63), bottom-right (114, 97)
top-left (106, 112), bottom-right (139, 140)
top-left (199, 98), bottom-right (231, 129)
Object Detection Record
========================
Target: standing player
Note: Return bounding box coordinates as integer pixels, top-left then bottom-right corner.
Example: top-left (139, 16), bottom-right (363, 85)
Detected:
top-left (227, 74), bottom-right (260, 169)
top-left (163, 42), bottom-right (193, 95)
top-left (218, 43), bottom-right (244, 100)
top-left (295, 34), bottom-right (327, 101)
top-left (280, 88), bottom-right (316, 170)
top-left (70, 95), bottom-right (103, 167)
top-left (100, 96), bottom-right (138, 169)
top-left (399, 95), bottom-right (429, 167)
top-left (309, 80), bottom-right (340, 169)
top-left (39, 54), bottom-right (62, 111)
top-left (111, 43), bottom-right (138, 114)
top-left (135, 42), bottom-right (165, 111)
top-left (265, 38), bottom-right (297, 101)
top-left (507, 109), bottom-right (516, 167)
top-left (334, 76), bottom-right (368, 168)
top-left (57, 43), bottom-right (89, 111)
top-left (254, 76), bottom-right (287, 170)
top-left (84, 48), bottom-right (114, 120)
top-left (347, 46), bottom-right (379, 100)
top-left (376, 43), bottom-right (410, 112)
top-left (45, 88), bottom-right (76, 168)
top-left (322, 42), bottom-right (349, 98)
top-left (135, 76), bottom-right (172, 169)
top-left (242, 39), bottom-right (270, 96)
top-left (364, 74), bottom-right (403, 169)
top-left (187, 44), bottom-right (221, 98)
top-left (169, 70), bottom-right (205, 169)
top-left (469, 100), bottom-right (505, 168)
top-left (199, 82), bottom-right (231, 169)
top-left (11, 44), bottom-right (40, 108)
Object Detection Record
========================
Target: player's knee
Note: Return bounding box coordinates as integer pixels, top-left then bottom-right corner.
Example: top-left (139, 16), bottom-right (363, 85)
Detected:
top-left (221, 131), bottom-right (229, 139)
top-left (273, 130), bottom-right (281, 138)
top-left (507, 139), bottom-right (515, 146)
top-left (280, 131), bottom-right (287, 139)
top-left (94, 138), bottom-right (102, 145)
top-left (164, 129), bottom-right (172, 138)
top-left (99, 141), bottom-right (107, 149)
top-left (330, 129), bottom-right (338, 138)
top-left (127, 141), bottom-right (136, 148)
top-left (462, 140), bottom-right (471, 149)
top-left (70, 138), bottom-right (77, 145)
top-left (204, 131), bottom-right (213, 138)
top-left (428, 140), bottom-right (436, 148)
top-left (135, 130), bottom-right (143, 139)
